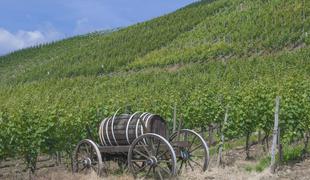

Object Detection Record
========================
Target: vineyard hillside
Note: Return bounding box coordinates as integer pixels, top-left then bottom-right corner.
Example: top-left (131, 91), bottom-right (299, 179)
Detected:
top-left (0, 0), bottom-right (309, 177)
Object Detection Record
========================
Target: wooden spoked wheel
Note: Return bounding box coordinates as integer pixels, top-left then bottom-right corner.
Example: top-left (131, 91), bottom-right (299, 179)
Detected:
top-left (73, 139), bottom-right (104, 176)
top-left (128, 133), bottom-right (177, 179)
top-left (169, 129), bottom-right (209, 173)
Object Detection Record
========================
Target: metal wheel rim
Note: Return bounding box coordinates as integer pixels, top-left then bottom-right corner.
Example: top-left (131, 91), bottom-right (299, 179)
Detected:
top-left (169, 129), bottom-right (209, 173)
top-left (128, 133), bottom-right (177, 179)
top-left (73, 139), bottom-right (104, 176)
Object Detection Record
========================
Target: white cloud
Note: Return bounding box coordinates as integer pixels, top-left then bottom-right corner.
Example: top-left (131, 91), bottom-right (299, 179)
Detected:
top-left (74, 17), bottom-right (93, 35)
top-left (0, 26), bottom-right (64, 55)
top-left (16, 30), bottom-right (45, 45)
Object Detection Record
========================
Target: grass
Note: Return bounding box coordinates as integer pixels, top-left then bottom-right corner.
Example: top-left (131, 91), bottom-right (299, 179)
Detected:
top-left (210, 133), bottom-right (307, 172)
top-left (223, 133), bottom-right (259, 150)
top-left (255, 156), bottom-right (270, 172)
top-left (244, 142), bottom-right (309, 172)
top-left (244, 156), bottom-right (270, 172)
top-left (281, 144), bottom-right (304, 164)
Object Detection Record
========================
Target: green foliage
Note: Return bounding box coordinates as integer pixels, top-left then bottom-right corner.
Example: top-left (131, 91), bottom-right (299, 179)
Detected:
top-left (282, 145), bottom-right (304, 163)
top-left (244, 156), bottom-right (270, 172)
top-left (0, 0), bottom-right (309, 169)
top-left (255, 156), bottom-right (271, 172)
top-left (244, 165), bottom-right (253, 172)
top-left (129, 0), bottom-right (309, 69)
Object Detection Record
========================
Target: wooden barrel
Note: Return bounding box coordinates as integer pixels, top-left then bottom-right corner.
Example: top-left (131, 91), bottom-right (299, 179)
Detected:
top-left (99, 112), bottom-right (167, 146)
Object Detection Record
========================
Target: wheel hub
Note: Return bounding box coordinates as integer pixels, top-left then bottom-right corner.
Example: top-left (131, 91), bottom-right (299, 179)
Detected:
top-left (83, 158), bottom-right (92, 167)
top-left (180, 150), bottom-right (190, 160)
top-left (146, 156), bottom-right (158, 166)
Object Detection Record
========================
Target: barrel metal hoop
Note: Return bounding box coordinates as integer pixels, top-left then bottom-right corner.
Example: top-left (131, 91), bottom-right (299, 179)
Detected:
top-left (99, 118), bottom-right (108, 145)
top-left (143, 114), bottom-right (154, 135)
top-left (140, 113), bottom-right (153, 136)
top-left (111, 108), bottom-right (121, 146)
top-left (105, 117), bottom-right (113, 146)
top-left (99, 118), bottom-right (108, 146)
top-left (126, 111), bottom-right (140, 144)
top-left (136, 112), bottom-right (149, 139)
top-left (99, 119), bottom-right (103, 144)
top-left (98, 119), bottom-right (102, 144)
top-left (141, 113), bottom-right (152, 144)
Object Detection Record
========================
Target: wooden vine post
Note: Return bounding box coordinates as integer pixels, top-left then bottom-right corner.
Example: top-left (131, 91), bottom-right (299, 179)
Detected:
top-left (171, 103), bottom-right (183, 141)
top-left (217, 107), bottom-right (228, 166)
top-left (278, 127), bottom-right (283, 162)
top-left (208, 124), bottom-right (214, 146)
top-left (173, 102), bottom-right (177, 134)
top-left (270, 96), bottom-right (280, 173)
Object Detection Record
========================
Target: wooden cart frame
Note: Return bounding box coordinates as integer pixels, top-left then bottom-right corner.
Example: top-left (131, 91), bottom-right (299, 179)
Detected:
top-left (73, 111), bottom-right (209, 179)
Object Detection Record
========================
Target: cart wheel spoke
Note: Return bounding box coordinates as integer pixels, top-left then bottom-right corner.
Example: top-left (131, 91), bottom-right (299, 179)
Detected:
top-left (187, 160), bottom-right (194, 171)
top-left (156, 168), bottom-right (164, 180)
top-left (184, 132), bottom-right (188, 142)
top-left (133, 149), bottom-right (149, 159)
top-left (155, 140), bottom-right (161, 157)
top-left (169, 129), bottom-right (209, 173)
top-left (145, 166), bottom-right (152, 177)
top-left (132, 162), bottom-right (139, 171)
top-left (158, 165), bottom-right (171, 175)
top-left (136, 163), bottom-right (148, 173)
top-left (77, 160), bottom-right (84, 164)
top-left (91, 164), bottom-right (98, 171)
top-left (191, 154), bottom-right (205, 158)
top-left (128, 133), bottom-right (177, 178)
top-left (139, 141), bottom-right (153, 156)
top-left (90, 146), bottom-right (94, 160)
top-left (179, 160), bottom-right (184, 174)
top-left (131, 159), bottom-right (147, 162)
top-left (189, 158), bottom-right (203, 169)
top-left (188, 135), bottom-right (197, 151)
top-left (73, 139), bottom-right (104, 176)
top-left (190, 144), bottom-right (203, 153)
top-left (157, 149), bottom-right (169, 159)
top-left (132, 160), bottom-right (148, 174)
top-left (158, 160), bottom-right (171, 163)
top-left (85, 144), bottom-right (90, 154)
top-left (149, 137), bottom-right (156, 154)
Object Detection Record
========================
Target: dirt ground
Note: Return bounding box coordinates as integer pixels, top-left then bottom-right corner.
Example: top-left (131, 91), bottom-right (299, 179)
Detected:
top-left (26, 159), bottom-right (310, 180)
top-left (1, 143), bottom-right (310, 180)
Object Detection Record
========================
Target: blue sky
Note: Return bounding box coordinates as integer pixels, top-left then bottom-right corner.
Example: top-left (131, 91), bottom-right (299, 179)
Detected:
top-left (0, 0), bottom-right (195, 55)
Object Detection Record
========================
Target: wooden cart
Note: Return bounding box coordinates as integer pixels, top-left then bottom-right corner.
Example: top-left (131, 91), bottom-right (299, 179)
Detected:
top-left (73, 110), bottom-right (209, 179)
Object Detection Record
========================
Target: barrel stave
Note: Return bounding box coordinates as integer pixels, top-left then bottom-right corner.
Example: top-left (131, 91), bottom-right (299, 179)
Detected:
top-left (99, 112), bottom-right (166, 146)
